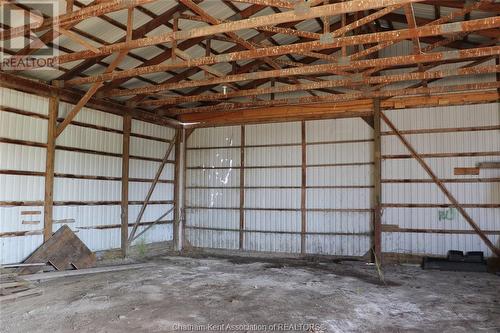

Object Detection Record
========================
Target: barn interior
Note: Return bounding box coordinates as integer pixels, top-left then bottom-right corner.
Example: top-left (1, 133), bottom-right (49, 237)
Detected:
top-left (0, 0), bottom-right (499, 332)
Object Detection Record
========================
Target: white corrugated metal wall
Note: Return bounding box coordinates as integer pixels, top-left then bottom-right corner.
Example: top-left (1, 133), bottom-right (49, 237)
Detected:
top-left (0, 87), bottom-right (176, 264)
top-left (185, 126), bottom-right (241, 249)
top-left (2, 84), bottom-right (498, 261)
top-left (376, 40), bottom-right (499, 257)
top-left (185, 119), bottom-right (374, 256)
top-left (306, 119), bottom-right (374, 256)
top-left (244, 122), bottom-right (302, 253)
top-left (185, 102), bottom-right (499, 258)
top-left (0, 87), bottom-right (48, 264)
top-left (381, 103), bottom-right (500, 257)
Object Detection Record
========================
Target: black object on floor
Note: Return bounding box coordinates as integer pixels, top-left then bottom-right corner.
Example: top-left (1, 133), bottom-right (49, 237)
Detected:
top-left (422, 250), bottom-right (488, 273)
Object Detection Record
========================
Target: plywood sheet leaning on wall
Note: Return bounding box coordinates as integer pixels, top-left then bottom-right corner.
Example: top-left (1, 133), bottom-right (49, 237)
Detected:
top-left (17, 225), bottom-right (96, 275)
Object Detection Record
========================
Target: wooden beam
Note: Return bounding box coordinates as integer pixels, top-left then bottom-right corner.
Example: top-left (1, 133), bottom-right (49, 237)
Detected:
top-left (454, 167), bottom-right (480, 176)
top-left (55, 49), bottom-right (132, 137)
top-left (0, 72), bottom-right (181, 127)
top-left (55, 82), bottom-right (103, 137)
top-left (121, 113), bottom-right (131, 257)
top-left (172, 81), bottom-right (500, 115)
top-left (145, 65), bottom-right (500, 107)
top-left (173, 128), bottom-right (182, 251)
top-left (380, 112), bottom-right (500, 257)
top-left (96, 4), bottom-right (260, 92)
top-left (65, 17), bottom-right (500, 86)
top-left (43, 88), bottom-right (59, 242)
top-left (66, 0), bottom-right (74, 13)
top-left (101, 45), bottom-right (500, 97)
top-left (54, 26), bottom-right (100, 53)
top-left (1, 0), bottom-right (158, 40)
top-left (477, 162), bottom-right (500, 169)
top-left (239, 125), bottom-right (245, 250)
top-left (372, 99), bottom-right (382, 264)
top-left (129, 207), bottom-right (175, 243)
top-left (179, 90), bottom-right (499, 125)
top-left (42, 0), bottom-right (423, 68)
top-left (231, 0), bottom-right (295, 9)
top-left (181, 129), bottom-right (192, 250)
top-left (179, 0), bottom-right (286, 72)
top-left (300, 121), bottom-right (307, 255)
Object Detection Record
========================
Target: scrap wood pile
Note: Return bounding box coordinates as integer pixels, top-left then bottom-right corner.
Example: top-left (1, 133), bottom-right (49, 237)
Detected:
top-left (0, 225), bottom-right (96, 303)
top-left (0, 268), bottom-right (42, 303)
top-left (17, 225), bottom-right (96, 275)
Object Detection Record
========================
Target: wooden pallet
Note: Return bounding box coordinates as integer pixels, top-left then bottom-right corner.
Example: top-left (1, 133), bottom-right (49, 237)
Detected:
top-left (0, 269), bottom-right (42, 303)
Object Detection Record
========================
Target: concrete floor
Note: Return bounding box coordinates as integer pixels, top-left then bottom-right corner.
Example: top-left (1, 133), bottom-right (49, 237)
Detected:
top-left (1, 255), bottom-right (499, 333)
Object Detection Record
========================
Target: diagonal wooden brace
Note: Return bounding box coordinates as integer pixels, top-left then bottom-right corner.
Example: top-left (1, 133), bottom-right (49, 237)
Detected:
top-left (129, 206), bottom-right (175, 244)
top-left (128, 130), bottom-right (180, 244)
top-left (381, 112), bottom-right (500, 257)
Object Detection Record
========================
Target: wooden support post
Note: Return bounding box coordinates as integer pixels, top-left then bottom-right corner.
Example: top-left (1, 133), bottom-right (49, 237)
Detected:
top-left (173, 128), bottom-right (182, 251)
top-left (182, 129), bottom-right (194, 250)
top-left (239, 125), bottom-right (245, 250)
top-left (341, 0), bottom-right (347, 57)
top-left (381, 112), bottom-right (500, 257)
top-left (300, 121), bottom-right (307, 254)
top-left (43, 89), bottom-right (59, 242)
top-left (372, 98), bottom-right (382, 263)
top-left (496, 56), bottom-right (500, 97)
top-left (121, 113), bottom-right (131, 257)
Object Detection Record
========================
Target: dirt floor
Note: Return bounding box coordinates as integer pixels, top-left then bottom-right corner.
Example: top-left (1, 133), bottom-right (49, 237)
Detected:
top-left (1, 255), bottom-right (499, 333)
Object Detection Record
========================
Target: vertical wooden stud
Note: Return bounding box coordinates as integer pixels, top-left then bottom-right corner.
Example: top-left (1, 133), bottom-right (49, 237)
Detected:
top-left (121, 113), bottom-right (131, 257)
top-left (239, 125), bottom-right (245, 250)
top-left (173, 128), bottom-right (182, 251)
top-left (172, 13), bottom-right (179, 63)
top-left (496, 56), bottom-right (500, 97)
top-left (341, 0), bottom-right (347, 57)
top-left (66, 0), bottom-right (74, 14)
top-left (43, 88), bottom-right (59, 242)
top-left (182, 129), bottom-right (194, 250)
top-left (373, 98), bottom-right (382, 263)
top-left (300, 121), bottom-right (307, 255)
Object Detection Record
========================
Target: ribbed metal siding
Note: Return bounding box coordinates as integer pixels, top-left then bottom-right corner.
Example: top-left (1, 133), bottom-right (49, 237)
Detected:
top-left (306, 118), bottom-right (374, 256)
top-left (244, 122), bottom-right (302, 253)
top-left (382, 103), bottom-right (500, 257)
top-left (0, 88), bottom-right (176, 263)
top-left (186, 119), bottom-right (374, 256)
top-left (0, 88), bottom-right (46, 264)
top-left (54, 103), bottom-right (124, 251)
top-left (128, 121), bottom-right (175, 247)
top-left (186, 126), bottom-right (240, 249)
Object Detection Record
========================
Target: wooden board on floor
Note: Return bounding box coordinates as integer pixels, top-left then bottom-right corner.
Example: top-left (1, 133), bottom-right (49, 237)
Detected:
top-left (0, 271), bottom-right (42, 303)
top-left (17, 225), bottom-right (96, 275)
top-left (23, 263), bottom-right (155, 281)
top-left (0, 288), bottom-right (43, 303)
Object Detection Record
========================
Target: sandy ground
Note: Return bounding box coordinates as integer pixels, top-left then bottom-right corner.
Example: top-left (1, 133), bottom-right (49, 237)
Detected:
top-left (1, 255), bottom-right (499, 333)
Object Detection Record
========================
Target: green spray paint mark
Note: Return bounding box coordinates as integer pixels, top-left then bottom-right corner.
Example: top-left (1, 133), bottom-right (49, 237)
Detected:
top-left (438, 208), bottom-right (457, 221)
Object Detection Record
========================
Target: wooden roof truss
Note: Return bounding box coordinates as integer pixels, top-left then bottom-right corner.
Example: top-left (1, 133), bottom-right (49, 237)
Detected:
top-left (0, 0), bottom-right (499, 125)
